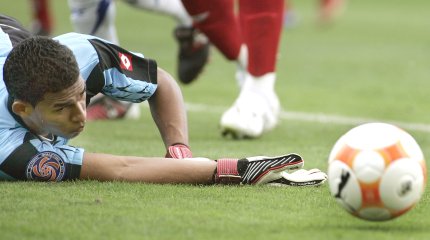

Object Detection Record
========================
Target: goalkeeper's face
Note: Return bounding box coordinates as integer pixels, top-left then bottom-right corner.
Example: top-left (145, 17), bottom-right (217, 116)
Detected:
top-left (22, 77), bottom-right (87, 139)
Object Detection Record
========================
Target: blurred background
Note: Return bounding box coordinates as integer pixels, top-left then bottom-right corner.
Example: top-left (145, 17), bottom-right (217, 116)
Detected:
top-left (1, 0), bottom-right (429, 158)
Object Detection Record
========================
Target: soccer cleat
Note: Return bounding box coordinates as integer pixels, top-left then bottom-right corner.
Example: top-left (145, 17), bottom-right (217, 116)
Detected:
top-left (174, 26), bottom-right (210, 84)
top-left (268, 169), bottom-right (328, 187)
top-left (86, 96), bottom-right (140, 121)
top-left (215, 153), bottom-right (304, 185)
top-left (220, 104), bottom-right (265, 139)
top-left (220, 89), bottom-right (280, 139)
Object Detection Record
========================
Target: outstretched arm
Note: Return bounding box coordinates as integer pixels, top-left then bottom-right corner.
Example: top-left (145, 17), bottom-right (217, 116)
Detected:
top-left (79, 152), bottom-right (327, 186)
top-left (80, 153), bottom-right (216, 183)
top-left (148, 68), bottom-right (189, 149)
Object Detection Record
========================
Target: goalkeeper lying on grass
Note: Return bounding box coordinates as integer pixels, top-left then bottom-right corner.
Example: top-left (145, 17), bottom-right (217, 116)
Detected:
top-left (0, 14), bottom-right (326, 186)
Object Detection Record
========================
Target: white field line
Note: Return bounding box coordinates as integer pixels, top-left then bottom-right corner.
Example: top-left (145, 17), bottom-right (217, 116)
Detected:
top-left (184, 102), bottom-right (430, 134)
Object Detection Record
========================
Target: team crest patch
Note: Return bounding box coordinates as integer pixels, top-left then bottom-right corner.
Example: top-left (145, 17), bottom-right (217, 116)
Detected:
top-left (26, 152), bottom-right (66, 181)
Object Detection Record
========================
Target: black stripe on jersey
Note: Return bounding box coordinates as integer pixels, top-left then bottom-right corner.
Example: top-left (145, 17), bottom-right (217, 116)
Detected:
top-left (85, 64), bottom-right (105, 106)
top-left (0, 138), bottom-right (37, 180)
top-left (0, 132), bottom-right (81, 181)
top-left (0, 14), bottom-right (32, 46)
top-left (88, 38), bottom-right (158, 84)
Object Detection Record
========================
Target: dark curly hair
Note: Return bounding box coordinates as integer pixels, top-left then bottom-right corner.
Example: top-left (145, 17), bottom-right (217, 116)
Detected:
top-left (3, 36), bottom-right (80, 106)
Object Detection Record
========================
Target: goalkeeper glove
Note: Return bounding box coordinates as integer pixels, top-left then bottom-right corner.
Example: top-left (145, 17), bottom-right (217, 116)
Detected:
top-left (268, 169), bottom-right (327, 187)
top-left (214, 153), bottom-right (327, 186)
top-left (165, 144), bottom-right (193, 159)
top-left (215, 153), bottom-right (304, 184)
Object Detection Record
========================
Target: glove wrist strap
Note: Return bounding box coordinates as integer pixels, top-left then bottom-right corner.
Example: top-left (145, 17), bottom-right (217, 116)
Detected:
top-left (215, 158), bottom-right (241, 184)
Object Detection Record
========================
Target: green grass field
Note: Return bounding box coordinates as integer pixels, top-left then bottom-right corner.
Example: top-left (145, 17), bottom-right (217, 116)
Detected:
top-left (1, 0), bottom-right (430, 239)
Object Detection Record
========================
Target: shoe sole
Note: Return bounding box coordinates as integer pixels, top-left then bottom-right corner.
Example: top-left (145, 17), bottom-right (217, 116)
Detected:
top-left (221, 127), bottom-right (256, 140)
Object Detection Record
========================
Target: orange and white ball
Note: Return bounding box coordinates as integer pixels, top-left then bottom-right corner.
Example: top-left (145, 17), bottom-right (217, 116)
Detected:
top-left (328, 123), bottom-right (426, 221)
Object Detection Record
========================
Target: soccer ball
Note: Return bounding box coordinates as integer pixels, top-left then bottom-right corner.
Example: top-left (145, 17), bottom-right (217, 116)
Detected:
top-left (327, 122), bottom-right (427, 221)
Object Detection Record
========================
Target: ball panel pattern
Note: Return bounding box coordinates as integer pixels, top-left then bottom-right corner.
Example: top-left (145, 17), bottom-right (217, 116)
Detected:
top-left (327, 123), bottom-right (427, 221)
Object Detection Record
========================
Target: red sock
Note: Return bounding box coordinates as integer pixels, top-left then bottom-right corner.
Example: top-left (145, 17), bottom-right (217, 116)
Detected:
top-left (32, 0), bottom-right (53, 35)
top-left (239, 0), bottom-right (284, 76)
top-left (181, 0), bottom-right (242, 60)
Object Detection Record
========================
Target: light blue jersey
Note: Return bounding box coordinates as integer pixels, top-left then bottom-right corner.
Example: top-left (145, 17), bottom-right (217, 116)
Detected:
top-left (54, 33), bottom-right (157, 103)
top-left (0, 20), bottom-right (158, 181)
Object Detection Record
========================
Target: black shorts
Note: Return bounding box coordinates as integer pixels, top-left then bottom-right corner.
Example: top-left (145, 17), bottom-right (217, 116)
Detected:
top-left (0, 14), bottom-right (32, 46)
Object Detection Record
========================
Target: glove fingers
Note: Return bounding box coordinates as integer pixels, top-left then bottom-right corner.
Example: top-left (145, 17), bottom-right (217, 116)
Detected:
top-left (284, 171), bottom-right (327, 182)
top-left (267, 169), bottom-right (327, 187)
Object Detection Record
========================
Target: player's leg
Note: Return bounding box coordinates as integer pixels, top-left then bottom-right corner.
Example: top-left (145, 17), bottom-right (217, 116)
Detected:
top-left (220, 0), bottom-right (284, 139)
top-left (30, 0), bottom-right (53, 36)
top-left (124, 0), bottom-right (192, 25)
top-left (181, 0), bottom-right (241, 59)
top-left (68, 0), bottom-right (140, 121)
top-left (68, 0), bottom-right (119, 43)
top-left (123, 0), bottom-right (210, 84)
top-left (181, 0), bottom-right (249, 86)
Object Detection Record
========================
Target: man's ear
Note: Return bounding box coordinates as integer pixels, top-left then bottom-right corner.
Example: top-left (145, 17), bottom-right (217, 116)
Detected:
top-left (11, 100), bottom-right (34, 117)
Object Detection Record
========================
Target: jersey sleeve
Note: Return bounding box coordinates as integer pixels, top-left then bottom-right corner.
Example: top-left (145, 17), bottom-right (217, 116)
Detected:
top-left (0, 129), bottom-right (83, 181)
top-left (54, 33), bottom-right (158, 104)
top-left (89, 38), bottom-right (158, 103)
